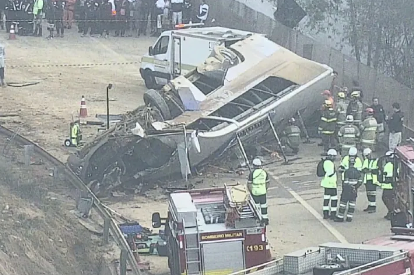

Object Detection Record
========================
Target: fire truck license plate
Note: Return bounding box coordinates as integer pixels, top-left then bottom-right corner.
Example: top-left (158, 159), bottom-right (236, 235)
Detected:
top-left (246, 245), bottom-right (264, 252)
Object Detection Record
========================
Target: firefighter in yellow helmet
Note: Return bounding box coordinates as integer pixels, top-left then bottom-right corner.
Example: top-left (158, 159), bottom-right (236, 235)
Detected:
top-left (346, 91), bottom-right (363, 126)
top-left (336, 91), bottom-right (349, 130)
top-left (319, 100), bottom-right (337, 155)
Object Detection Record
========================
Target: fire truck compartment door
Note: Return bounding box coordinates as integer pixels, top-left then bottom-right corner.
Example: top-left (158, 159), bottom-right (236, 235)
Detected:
top-left (202, 241), bottom-right (245, 275)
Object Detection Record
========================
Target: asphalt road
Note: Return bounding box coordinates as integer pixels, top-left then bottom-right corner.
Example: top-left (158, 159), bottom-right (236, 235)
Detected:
top-left (261, 139), bottom-right (391, 257)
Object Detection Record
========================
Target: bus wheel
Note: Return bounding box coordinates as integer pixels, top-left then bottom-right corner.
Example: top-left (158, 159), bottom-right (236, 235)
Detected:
top-left (144, 89), bottom-right (172, 120)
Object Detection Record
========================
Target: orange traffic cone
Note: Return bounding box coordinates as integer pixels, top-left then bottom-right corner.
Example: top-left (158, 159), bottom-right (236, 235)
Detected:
top-left (79, 95), bottom-right (88, 118)
top-left (8, 25), bottom-right (16, 40)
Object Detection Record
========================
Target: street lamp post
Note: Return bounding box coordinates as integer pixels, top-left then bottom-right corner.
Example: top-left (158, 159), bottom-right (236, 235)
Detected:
top-left (106, 84), bottom-right (113, 130)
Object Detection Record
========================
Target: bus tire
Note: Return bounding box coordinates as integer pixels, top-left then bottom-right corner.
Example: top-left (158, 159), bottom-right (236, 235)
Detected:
top-left (144, 89), bottom-right (172, 120)
top-left (143, 69), bottom-right (157, 89)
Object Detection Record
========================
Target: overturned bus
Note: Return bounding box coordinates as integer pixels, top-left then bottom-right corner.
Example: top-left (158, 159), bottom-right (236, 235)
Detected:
top-left (67, 32), bottom-right (334, 194)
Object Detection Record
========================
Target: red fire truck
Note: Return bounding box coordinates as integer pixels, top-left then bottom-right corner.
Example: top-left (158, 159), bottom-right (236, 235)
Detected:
top-left (151, 184), bottom-right (272, 275)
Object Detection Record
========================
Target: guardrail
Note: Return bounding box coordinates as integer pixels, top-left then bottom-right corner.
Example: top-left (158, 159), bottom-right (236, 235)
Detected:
top-left (227, 259), bottom-right (283, 275)
top-left (0, 125), bottom-right (143, 275)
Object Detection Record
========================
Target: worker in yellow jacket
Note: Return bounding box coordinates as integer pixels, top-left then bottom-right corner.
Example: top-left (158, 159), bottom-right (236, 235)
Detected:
top-left (362, 148), bottom-right (379, 213)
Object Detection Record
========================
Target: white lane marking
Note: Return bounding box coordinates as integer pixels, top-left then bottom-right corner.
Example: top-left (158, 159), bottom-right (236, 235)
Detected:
top-left (267, 171), bottom-right (349, 244)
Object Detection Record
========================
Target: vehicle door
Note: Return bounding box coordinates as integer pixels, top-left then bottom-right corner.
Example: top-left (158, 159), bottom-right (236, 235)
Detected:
top-left (151, 35), bottom-right (171, 85)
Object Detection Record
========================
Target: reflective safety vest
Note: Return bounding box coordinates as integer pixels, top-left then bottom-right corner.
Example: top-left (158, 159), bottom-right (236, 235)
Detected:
top-left (336, 100), bottom-right (349, 126)
top-left (338, 124), bottom-right (360, 148)
top-left (343, 167), bottom-right (361, 186)
top-left (284, 125), bottom-right (301, 147)
top-left (360, 116), bottom-right (378, 144)
top-left (321, 160), bottom-right (337, 188)
top-left (362, 158), bottom-right (379, 184)
top-left (341, 155), bottom-right (362, 180)
top-left (382, 162), bottom-right (394, 190)
top-left (71, 124), bottom-right (79, 139)
top-left (319, 108), bottom-right (337, 135)
top-left (251, 169), bottom-right (267, 196)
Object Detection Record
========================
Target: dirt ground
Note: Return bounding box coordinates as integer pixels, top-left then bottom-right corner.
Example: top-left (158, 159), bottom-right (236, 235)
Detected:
top-left (0, 29), bottom-right (157, 163)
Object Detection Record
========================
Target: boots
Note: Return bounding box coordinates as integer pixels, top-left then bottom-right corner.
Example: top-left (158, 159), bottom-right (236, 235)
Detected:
top-left (384, 212), bottom-right (392, 220)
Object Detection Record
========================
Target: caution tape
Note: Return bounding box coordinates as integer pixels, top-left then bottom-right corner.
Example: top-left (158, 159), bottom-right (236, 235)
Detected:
top-left (7, 61), bottom-right (141, 68)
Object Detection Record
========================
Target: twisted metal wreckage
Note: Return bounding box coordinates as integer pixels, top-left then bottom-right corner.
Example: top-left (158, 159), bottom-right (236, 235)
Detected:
top-left (68, 34), bottom-right (334, 195)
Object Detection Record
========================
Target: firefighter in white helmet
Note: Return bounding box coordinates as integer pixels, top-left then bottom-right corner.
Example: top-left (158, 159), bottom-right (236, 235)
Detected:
top-left (362, 148), bottom-right (379, 213)
top-left (319, 148), bottom-right (338, 219)
top-left (337, 115), bottom-right (360, 155)
top-left (247, 158), bottom-right (270, 225)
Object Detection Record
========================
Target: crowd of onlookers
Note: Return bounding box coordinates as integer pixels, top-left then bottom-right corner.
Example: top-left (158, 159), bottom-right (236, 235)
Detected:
top-left (0, 0), bottom-right (209, 38)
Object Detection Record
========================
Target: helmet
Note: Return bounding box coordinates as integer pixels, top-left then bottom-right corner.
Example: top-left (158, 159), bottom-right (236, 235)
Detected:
top-left (252, 158), bottom-right (262, 166)
top-left (366, 108), bottom-right (374, 115)
top-left (324, 100), bottom-right (332, 106)
top-left (351, 91), bottom-right (360, 98)
top-left (363, 148), bottom-right (372, 156)
top-left (385, 151), bottom-right (394, 157)
top-left (338, 92), bottom-right (346, 99)
top-left (342, 87), bottom-right (348, 92)
top-left (346, 115), bottom-right (354, 123)
top-left (288, 118), bottom-right (296, 123)
top-left (349, 147), bottom-right (358, 156)
top-left (327, 149), bottom-right (337, 156)
top-left (322, 90), bottom-right (332, 96)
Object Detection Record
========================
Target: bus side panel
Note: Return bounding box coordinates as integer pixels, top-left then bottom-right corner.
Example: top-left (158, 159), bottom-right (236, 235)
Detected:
top-left (244, 233), bottom-right (268, 269)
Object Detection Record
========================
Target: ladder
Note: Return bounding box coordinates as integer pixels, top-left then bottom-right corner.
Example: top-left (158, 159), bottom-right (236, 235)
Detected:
top-left (183, 220), bottom-right (202, 275)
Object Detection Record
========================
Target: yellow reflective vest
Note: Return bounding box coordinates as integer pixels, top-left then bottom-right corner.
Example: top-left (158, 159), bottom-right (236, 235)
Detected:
top-left (382, 162), bottom-right (395, 190)
top-left (321, 160), bottom-right (337, 188)
top-left (251, 169), bottom-right (268, 196)
top-left (362, 158), bottom-right (379, 185)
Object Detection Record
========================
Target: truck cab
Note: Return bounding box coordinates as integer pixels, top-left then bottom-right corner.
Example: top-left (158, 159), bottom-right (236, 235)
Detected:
top-left (139, 25), bottom-right (256, 89)
top-left (151, 184), bottom-right (272, 275)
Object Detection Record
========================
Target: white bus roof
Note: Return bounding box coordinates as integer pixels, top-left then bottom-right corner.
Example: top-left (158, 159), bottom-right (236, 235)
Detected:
top-left (164, 27), bottom-right (262, 41)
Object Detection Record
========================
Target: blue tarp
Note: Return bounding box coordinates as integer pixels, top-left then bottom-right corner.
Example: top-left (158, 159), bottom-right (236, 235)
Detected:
top-left (119, 223), bottom-right (143, 235)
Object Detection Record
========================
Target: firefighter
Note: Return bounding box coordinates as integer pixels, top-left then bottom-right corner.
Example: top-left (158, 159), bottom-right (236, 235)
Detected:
top-left (360, 108), bottom-right (378, 151)
top-left (335, 91), bottom-right (349, 130)
top-left (320, 148), bottom-right (338, 220)
top-left (280, 117), bottom-right (301, 155)
top-left (381, 151), bottom-right (396, 220)
top-left (362, 148), bottom-right (379, 213)
top-left (321, 90), bottom-right (335, 110)
top-left (337, 115), bottom-right (360, 156)
top-left (339, 147), bottom-right (362, 185)
top-left (247, 158), bottom-right (270, 225)
top-left (70, 121), bottom-right (80, 147)
top-left (335, 156), bottom-right (362, 222)
top-left (346, 91), bottom-right (363, 127)
top-left (319, 100), bottom-right (337, 155)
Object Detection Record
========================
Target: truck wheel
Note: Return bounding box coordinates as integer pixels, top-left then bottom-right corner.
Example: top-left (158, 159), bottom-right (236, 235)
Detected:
top-left (313, 264), bottom-right (346, 275)
top-left (64, 139), bottom-right (72, 147)
top-left (143, 69), bottom-right (157, 89)
top-left (144, 89), bottom-right (172, 120)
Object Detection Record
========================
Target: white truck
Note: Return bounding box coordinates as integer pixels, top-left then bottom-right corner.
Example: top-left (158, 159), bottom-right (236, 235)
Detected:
top-left (139, 24), bottom-right (257, 89)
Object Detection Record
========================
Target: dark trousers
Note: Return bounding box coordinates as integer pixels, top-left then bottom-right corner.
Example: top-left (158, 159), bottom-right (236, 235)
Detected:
top-left (252, 194), bottom-right (268, 221)
top-left (382, 189), bottom-right (394, 214)
top-left (99, 19), bottom-right (110, 35)
top-left (337, 184), bottom-right (357, 221)
top-left (83, 17), bottom-right (97, 35)
top-left (322, 134), bottom-right (336, 152)
top-left (323, 187), bottom-right (338, 218)
top-left (56, 19), bottom-right (64, 35)
top-left (138, 9), bottom-right (149, 35)
top-left (115, 16), bottom-right (127, 36)
top-left (0, 67), bottom-right (4, 81)
top-left (365, 180), bottom-right (377, 210)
